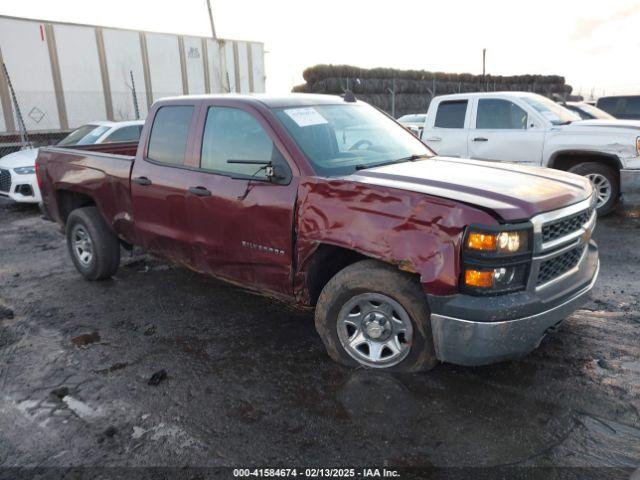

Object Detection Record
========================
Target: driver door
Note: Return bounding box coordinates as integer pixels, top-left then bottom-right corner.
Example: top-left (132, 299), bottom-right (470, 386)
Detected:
top-left (468, 98), bottom-right (544, 165)
top-left (185, 102), bottom-right (298, 296)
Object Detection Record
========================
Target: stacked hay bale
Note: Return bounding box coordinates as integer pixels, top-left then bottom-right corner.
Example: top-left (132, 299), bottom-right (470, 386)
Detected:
top-left (292, 65), bottom-right (572, 117)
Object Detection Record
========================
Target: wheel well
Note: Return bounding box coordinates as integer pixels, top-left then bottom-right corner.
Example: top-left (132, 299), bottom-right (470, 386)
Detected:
top-left (306, 244), bottom-right (367, 305)
top-left (549, 152), bottom-right (621, 174)
top-left (56, 190), bottom-right (96, 224)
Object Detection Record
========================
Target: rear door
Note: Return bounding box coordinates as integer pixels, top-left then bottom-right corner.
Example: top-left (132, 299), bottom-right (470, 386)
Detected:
top-left (184, 101), bottom-right (298, 296)
top-left (467, 97), bottom-right (545, 165)
top-left (130, 103), bottom-right (199, 266)
top-left (422, 98), bottom-right (470, 157)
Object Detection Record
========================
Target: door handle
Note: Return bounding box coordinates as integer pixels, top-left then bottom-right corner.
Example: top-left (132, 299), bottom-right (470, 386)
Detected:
top-left (132, 176), bottom-right (152, 186)
top-left (473, 137), bottom-right (489, 142)
top-left (188, 186), bottom-right (211, 197)
top-left (425, 137), bottom-right (442, 142)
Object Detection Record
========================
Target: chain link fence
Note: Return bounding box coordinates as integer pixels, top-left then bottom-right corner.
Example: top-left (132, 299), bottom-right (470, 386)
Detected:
top-left (0, 132), bottom-right (70, 159)
top-left (1, 60), bottom-right (144, 160)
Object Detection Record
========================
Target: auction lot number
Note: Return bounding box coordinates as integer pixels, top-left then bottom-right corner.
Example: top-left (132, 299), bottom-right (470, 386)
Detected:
top-left (233, 468), bottom-right (400, 478)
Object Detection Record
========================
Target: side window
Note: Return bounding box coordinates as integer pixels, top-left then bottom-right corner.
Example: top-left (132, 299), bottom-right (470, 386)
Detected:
top-left (147, 106), bottom-right (193, 165)
top-left (200, 107), bottom-right (280, 179)
top-left (597, 97), bottom-right (617, 115)
top-left (622, 97), bottom-right (640, 116)
top-left (103, 125), bottom-right (143, 143)
top-left (476, 99), bottom-right (527, 129)
top-left (434, 100), bottom-right (467, 128)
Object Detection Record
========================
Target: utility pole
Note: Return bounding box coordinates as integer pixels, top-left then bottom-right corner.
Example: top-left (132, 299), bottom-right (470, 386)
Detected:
top-left (206, 0), bottom-right (217, 39)
top-left (387, 78), bottom-right (396, 118)
top-left (482, 48), bottom-right (487, 91)
top-left (482, 48), bottom-right (486, 79)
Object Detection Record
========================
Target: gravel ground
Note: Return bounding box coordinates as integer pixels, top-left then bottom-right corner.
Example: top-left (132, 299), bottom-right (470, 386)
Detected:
top-left (0, 200), bottom-right (638, 478)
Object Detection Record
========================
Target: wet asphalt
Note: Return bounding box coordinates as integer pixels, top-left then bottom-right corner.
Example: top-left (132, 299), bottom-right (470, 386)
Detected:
top-left (0, 200), bottom-right (638, 477)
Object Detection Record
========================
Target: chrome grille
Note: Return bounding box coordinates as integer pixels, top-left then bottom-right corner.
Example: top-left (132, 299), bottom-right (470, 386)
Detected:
top-left (541, 208), bottom-right (592, 243)
top-left (537, 245), bottom-right (585, 286)
top-left (0, 168), bottom-right (10, 193)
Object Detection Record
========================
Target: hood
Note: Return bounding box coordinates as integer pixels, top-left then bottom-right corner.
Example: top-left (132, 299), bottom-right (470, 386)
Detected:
top-left (0, 148), bottom-right (39, 169)
top-left (564, 119), bottom-right (640, 131)
top-left (346, 157), bottom-right (592, 222)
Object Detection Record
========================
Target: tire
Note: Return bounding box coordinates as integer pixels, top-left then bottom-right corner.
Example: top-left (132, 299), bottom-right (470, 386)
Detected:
top-left (314, 259), bottom-right (438, 372)
top-left (66, 206), bottom-right (120, 280)
top-left (568, 162), bottom-right (619, 216)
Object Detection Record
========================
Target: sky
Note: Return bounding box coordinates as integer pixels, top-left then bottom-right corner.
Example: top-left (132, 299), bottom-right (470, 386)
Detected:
top-left (1, 0), bottom-right (639, 98)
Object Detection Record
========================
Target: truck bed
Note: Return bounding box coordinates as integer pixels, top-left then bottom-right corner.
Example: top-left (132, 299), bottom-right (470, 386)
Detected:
top-left (37, 141), bottom-right (138, 244)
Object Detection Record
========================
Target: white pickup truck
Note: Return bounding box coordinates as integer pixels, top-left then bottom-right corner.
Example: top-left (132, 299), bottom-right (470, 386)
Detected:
top-left (420, 92), bottom-right (640, 215)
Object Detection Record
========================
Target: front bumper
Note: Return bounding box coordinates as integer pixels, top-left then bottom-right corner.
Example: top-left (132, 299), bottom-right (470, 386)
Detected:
top-left (0, 170), bottom-right (41, 204)
top-left (428, 198), bottom-right (599, 366)
top-left (430, 258), bottom-right (598, 366)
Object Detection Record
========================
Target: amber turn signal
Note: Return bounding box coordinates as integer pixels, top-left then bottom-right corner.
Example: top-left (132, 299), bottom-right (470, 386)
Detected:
top-left (466, 232), bottom-right (497, 251)
top-left (464, 269), bottom-right (494, 288)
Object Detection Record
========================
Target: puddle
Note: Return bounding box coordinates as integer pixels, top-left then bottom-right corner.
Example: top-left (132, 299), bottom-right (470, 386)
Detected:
top-left (71, 332), bottom-right (101, 347)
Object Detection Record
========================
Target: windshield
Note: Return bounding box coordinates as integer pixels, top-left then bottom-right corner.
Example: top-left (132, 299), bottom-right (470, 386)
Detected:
top-left (57, 124), bottom-right (111, 146)
top-left (575, 103), bottom-right (615, 120)
top-left (521, 95), bottom-right (580, 125)
top-left (274, 104), bottom-right (433, 176)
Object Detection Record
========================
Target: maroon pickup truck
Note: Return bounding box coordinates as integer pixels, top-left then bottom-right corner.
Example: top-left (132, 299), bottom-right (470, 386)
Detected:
top-left (36, 94), bottom-right (599, 370)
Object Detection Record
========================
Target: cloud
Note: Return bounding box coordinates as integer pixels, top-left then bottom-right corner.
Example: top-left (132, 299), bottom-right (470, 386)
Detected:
top-left (573, 4), bottom-right (640, 40)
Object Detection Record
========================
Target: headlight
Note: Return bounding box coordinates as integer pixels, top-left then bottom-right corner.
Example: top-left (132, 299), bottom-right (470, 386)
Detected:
top-left (463, 265), bottom-right (529, 293)
top-left (462, 224), bottom-right (532, 294)
top-left (14, 166), bottom-right (36, 175)
top-left (465, 228), bottom-right (530, 256)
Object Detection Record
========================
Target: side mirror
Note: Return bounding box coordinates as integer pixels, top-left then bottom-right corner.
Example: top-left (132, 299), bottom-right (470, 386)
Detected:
top-left (267, 162), bottom-right (292, 185)
top-left (227, 159), bottom-right (291, 185)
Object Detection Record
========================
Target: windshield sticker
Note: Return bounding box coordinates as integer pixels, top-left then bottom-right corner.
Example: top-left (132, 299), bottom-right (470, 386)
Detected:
top-left (284, 107), bottom-right (328, 127)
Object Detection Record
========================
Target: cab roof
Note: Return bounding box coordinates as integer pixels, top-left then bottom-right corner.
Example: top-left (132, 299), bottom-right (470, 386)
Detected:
top-left (156, 93), bottom-right (351, 109)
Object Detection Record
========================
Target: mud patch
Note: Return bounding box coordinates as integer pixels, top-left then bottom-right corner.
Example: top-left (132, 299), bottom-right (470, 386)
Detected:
top-left (71, 331), bottom-right (101, 347)
top-left (0, 327), bottom-right (20, 348)
top-left (0, 305), bottom-right (14, 320)
top-left (95, 362), bottom-right (128, 375)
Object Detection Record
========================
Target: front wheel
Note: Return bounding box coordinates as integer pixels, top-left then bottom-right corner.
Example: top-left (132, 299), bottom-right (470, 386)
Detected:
top-left (314, 260), bottom-right (438, 372)
top-left (568, 162), bottom-right (619, 216)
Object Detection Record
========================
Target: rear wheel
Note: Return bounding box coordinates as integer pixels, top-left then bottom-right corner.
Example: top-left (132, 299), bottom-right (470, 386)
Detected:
top-left (66, 207), bottom-right (120, 280)
top-left (568, 162), bottom-right (619, 216)
top-left (314, 260), bottom-right (438, 372)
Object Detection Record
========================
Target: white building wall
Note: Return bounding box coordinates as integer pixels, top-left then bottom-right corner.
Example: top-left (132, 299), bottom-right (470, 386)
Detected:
top-left (146, 33), bottom-right (183, 101)
top-left (102, 28), bottom-right (148, 120)
top-left (183, 36), bottom-right (205, 95)
top-left (54, 24), bottom-right (106, 127)
top-left (251, 43), bottom-right (266, 93)
top-left (0, 18), bottom-right (59, 131)
top-left (0, 16), bottom-right (265, 134)
top-left (224, 41), bottom-right (237, 93)
top-left (0, 95), bottom-right (6, 132)
top-left (237, 41), bottom-right (250, 94)
top-left (205, 39), bottom-right (224, 93)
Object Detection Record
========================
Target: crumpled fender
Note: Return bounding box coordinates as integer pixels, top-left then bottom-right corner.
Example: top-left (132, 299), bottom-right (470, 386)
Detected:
top-left (294, 177), bottom-right (499, 303)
